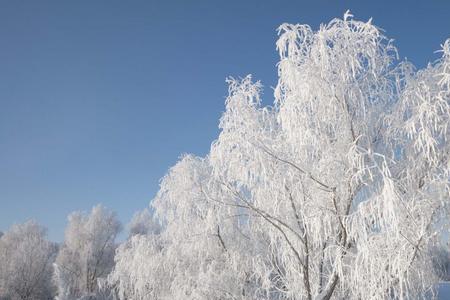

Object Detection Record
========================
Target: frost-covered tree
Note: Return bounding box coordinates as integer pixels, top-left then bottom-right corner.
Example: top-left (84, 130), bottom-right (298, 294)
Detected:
top-left (127, 208), bottom-right (161, 237)
top-left (54, 205), bottom-right (121, 300)
top-left (111, 12), bottom-right (450, 300)
top-left (0, 221), bottom-right (57, 300)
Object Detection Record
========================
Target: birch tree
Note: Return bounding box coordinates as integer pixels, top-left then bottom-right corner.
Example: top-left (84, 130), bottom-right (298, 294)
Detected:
top-left (54, 205), bottom-right (121, 300)
top-left (0, 221), bottom-right (57, 300)
top-left (111, 12), bottom-right (450, 300)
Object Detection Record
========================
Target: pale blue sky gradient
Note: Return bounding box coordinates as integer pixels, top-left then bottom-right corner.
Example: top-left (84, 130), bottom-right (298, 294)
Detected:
top-left (1, 0), bottom-right (449, 241)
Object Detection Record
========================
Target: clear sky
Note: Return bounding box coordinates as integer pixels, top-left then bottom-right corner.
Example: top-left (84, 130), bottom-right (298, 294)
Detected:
top-left (1, 0), bottom-right (449, 241)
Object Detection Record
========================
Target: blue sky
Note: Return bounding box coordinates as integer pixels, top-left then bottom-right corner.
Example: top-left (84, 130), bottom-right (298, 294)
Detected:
top-left (1, 0), bottom-right (449, 241)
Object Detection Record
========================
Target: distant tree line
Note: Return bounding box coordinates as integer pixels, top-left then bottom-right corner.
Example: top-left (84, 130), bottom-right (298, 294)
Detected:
top-left (0, 205), bottom-right (121, 300)
top-left (0, 204), bottom-right (449, 300)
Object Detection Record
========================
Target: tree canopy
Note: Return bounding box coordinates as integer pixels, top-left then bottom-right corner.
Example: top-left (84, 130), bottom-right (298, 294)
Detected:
top-left (109, 12), bottom-right (450, 300)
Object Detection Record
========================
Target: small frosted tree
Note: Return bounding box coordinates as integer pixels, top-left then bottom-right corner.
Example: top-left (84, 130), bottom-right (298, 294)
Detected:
top-left (127, 208), bottom-right (161, 237)
top-left (111, 12), bottom-right (450, 300)
top-left (0, 221), bottom-right (57, 300)
top-left (54, 205), bottom-right (121, 300)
